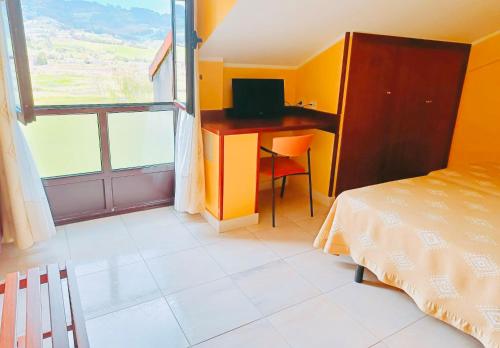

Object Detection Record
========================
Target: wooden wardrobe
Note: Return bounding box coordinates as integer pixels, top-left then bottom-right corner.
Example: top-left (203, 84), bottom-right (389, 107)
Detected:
top-left (334, 33), bottom-right (470, 196)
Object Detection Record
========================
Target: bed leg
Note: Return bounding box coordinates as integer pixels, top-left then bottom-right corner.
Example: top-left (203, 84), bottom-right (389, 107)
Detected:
top-left (354, 265), bottom-right (365, 283)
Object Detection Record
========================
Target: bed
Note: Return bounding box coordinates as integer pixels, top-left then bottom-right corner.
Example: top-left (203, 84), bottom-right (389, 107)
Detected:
top-left (314, 163), bottom-right (500, 348)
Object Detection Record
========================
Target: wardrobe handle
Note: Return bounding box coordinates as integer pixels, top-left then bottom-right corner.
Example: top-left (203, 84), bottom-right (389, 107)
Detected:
top-left (386, 91), bottom-right (392, 95)
top-left (425, 99), bottom-right (433, 104)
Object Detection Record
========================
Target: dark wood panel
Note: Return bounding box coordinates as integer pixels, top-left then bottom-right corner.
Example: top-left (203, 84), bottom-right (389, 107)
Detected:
top-left (201, 107), bottom-right (339, 135)
top-left (335, 32), bottom-right (470, 196)
top-left (111, 171), bottom-right (175, 209)
top-left (335, 34), bottom-right (399, 194)
top-left (45, 180), bottom-right (106, 220)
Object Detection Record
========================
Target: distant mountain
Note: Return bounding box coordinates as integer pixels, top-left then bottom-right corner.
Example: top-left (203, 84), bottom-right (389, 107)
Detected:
top-left (21, 0), bottom-right (184, 42)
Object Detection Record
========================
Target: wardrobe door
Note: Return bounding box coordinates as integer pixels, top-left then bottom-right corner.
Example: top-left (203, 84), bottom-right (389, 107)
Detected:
top-left (381, 42), bottom-right (469, 181)
top-left (417, 45), bottom-right (469, 173)
top-left (380, 43), bottom-right (436, 181)
top-left (335, 33), bottom-right (397, 195)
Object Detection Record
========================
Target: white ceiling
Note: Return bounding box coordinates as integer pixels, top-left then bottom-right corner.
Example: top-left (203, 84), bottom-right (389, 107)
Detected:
top-left (200, 0), bottom-right (500, 67)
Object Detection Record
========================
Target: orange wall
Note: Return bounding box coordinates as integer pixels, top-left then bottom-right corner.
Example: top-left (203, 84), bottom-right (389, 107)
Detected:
top-left (296, 38), bottom-right (345, 114)
top-left (199, 60), bottom-right (224, 110)
top-left (197, 0), bottom-right (237, 43)
top-left (290, 38), bottom-right (346, 196)
top-left (449, 31), bottom-right (500, 165)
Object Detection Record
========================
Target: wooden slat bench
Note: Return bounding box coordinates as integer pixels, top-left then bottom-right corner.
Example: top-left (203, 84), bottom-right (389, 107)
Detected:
top-left (0, 263), bottom-right (89, 348)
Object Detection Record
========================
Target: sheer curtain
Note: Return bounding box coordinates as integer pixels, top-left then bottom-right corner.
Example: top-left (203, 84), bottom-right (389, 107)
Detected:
top-left (0, 15), bottom-right (56, 249)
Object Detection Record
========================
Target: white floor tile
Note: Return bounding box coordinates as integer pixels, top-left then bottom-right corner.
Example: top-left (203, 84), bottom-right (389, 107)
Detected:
top-left (232, 260), bottom-right (320, 315)
top-left (87, 298), bottom-right (188, 348)
top-left (128, 222), bottom-right (200, 259)
top-left (383, 316), bottom-right (483, 348)
top-left (253, 225), bottom-right (315, 258)
top-left (285, 250), bottom-right (356, 292)
top-left (146, 247), bottom-right (225, 295)
top-left (327, 283), bottom-right (425, 339)
top-left (77, 261), bottom-right (161, 319)
top-left (167, 277), bottom-right (262, 345)
top-left (194, 319), bottom-right (291, 348)
top-left (185, 222), bottom-right (223, 245)
top-left (120, 207), bottom-right (179, 228)
top-left (204, 231), bottom-right (279, 274)
top-left (269, 294), bottom-right (378, 348)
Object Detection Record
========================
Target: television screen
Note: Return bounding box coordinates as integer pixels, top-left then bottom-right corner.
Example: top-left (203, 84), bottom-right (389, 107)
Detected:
top-left (232, 79), bottom-right (285, 117)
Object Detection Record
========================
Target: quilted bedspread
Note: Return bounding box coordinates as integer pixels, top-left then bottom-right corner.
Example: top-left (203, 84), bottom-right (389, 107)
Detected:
top-left (314, 163), bottom-right (500, 347)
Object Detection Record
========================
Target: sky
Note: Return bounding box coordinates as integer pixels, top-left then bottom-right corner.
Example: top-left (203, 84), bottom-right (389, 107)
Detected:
top-left (91, 0), bottom-right (171, 14)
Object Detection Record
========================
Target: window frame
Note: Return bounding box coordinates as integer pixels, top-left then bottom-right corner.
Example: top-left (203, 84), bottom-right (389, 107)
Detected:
top-left (172, 0), bottom-right (196, 115)
top-left (4, 0), bottom-right (195, 119)
top-left (3, 0), bottom-right (34, 124)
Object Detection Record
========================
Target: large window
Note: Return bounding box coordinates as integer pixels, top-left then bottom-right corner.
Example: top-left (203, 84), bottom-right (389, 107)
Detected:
top-left (0, 0), bottom-right (196, 222)
top-left (21, 0), bottom-right (172, 105)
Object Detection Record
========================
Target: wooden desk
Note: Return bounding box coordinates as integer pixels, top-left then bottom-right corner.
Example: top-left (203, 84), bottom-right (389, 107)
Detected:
top-left (201, 108), bottom-right (340, 227)
top-left (201, 108), bottom-right (340, 135)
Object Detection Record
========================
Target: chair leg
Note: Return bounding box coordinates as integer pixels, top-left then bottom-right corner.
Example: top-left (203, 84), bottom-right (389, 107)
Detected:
top-left (271, 154), bottom-right (276, 228)
top-left (272, 178), bottom-right (276, 227)
top-left (280, 176), bottom-right (287, 198)
top-left (307, 149), bottom-right (314, 217)
top-left (354, 265), bottom-right (365, 283)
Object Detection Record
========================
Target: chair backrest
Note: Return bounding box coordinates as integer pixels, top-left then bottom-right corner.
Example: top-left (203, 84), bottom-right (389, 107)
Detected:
top-left (272, 134), bottom-right (314, 157)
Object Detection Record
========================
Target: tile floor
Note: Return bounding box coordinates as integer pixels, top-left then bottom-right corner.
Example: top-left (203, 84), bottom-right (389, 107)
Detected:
top-left (0, 189), bottom-right (483, 347)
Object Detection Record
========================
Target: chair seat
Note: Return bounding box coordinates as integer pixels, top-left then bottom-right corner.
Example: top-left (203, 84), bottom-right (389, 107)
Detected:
top-left (260, 157), bottom-right (306, 178)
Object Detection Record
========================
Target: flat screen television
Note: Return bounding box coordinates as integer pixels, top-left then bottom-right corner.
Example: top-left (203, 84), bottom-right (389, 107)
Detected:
top-left (232, 78), bottom-right (285, 117)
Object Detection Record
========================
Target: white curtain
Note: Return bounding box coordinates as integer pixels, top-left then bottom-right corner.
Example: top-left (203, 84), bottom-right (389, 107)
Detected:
top-left (0, 11), bottom-right (56, 249)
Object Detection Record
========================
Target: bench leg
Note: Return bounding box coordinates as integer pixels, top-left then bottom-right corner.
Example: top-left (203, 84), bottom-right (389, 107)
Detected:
top-left (354, 265), bottom-right (365, 283)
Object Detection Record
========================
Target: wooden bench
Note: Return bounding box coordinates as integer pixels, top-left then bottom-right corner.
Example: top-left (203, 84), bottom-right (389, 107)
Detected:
top-left (0, 263), bottom-right (89, 348)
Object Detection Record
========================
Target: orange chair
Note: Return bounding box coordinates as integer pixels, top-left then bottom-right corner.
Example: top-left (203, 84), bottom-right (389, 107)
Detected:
top-left (260, 134), bottom-right (314, 227)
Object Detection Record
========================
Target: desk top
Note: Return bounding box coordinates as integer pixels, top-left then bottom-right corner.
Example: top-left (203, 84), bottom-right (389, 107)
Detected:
top-left (201, 108), bottom-right (340, 135)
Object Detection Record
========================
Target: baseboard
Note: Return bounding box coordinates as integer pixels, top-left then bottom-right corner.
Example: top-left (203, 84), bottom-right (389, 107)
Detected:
top-left (312, 190), bottom-right (335, 207)
top-left (201, 210), bottom-right (259, 233)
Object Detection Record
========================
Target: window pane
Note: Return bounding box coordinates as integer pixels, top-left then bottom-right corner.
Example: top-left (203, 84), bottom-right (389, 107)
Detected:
top-left (21, 0), bottom-right (172, 105)
top-left (1, 2), bottom-right (21, 109)
top-left (22, 114), bottom-right (101, 178)
top-left (174, 0), bottom-right (186, 103)
top-left (108, 111), bottom-right (175, 170)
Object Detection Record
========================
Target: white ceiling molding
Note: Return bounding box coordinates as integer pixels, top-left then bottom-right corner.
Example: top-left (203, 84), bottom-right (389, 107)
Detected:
top-left (223, 62), bottom-right (298, 70)
top-left (199, 57), bottom-right (224, 62)
top-left (200, 0), bottom-right (500, 66)
top-left (472, 29), bottom-right (500, 45)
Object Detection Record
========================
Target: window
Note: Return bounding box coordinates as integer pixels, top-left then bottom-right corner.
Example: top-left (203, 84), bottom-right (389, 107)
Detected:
top-left (173, 0), bottom-right (196, 114)
top-left (108, 110), bottom-right (175, 170)
top-left (1, 0), bottom-right (34, 123)
top-left (21, 0), bottom-right (172, 106)
top-left (21, 114), bottom-right (101, 177)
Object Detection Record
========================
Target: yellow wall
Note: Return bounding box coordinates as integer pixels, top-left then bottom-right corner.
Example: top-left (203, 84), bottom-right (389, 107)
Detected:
top-left (449, 32), bottom-right (500, 165)
top-left (223, 133), bottom-right (259, 219)
top-left (202, 129), bottom-right (220, 218)
top-left (296, 39), bottom-right (345, 114)
top-left (289, 38), bottom-right (346, 196)
top-left (199, 60), bottom-right (224, 110)
top-left (197, 0), bottom-right (237, 43)
top-left (222, 66), bottom-right (297, 108)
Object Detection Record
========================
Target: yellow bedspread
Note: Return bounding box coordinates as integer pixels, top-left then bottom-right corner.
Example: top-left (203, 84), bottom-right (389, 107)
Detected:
top-left (314, 163), bottom-right (500, 348)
